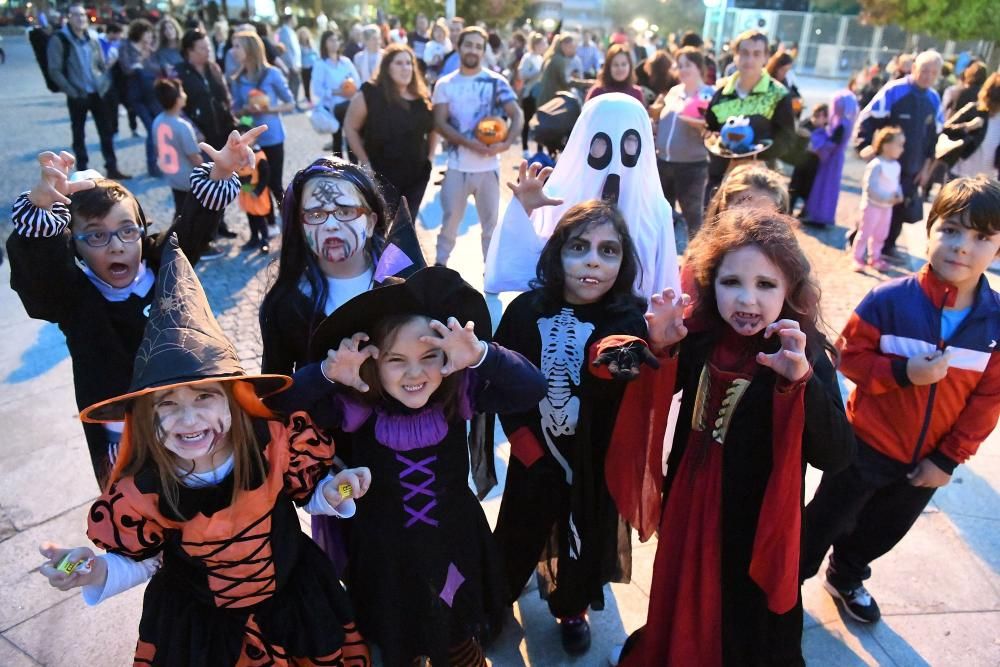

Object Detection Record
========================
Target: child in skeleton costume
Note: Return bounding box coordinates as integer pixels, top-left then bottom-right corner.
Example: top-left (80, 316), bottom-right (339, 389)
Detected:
top-left (37, 236), bottom-right (372, 667)
top-left (269, 267), bottom-right (547, 667)
top-left (610, 210), bottom-right (855, 666)
top-left (6, 129), bottom-right (264, 485)
top-left (484, 92), bottom-right (680, 299)
top-left (260, 156), bottom-right (426, 576)
top-left (490, 197), bottom-right (652, 656)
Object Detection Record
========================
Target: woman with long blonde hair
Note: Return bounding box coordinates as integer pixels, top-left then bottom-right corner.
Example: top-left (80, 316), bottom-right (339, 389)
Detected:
top-left (343, 43), bottom-right (437, 215)
top-left (229, 30), bottom-right (294, 227)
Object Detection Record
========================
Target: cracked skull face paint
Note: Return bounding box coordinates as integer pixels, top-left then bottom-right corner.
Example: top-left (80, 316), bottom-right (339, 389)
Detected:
top-left (152, 382), bottom-right (233, 472)
top-left (301, 177), bottom-right (375, 266)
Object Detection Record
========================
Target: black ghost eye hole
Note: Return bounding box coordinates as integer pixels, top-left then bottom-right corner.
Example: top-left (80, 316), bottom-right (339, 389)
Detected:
top-left (587, 132), bottom-right (613, 170)
top-left (621, 129), bottom-right (641, 168)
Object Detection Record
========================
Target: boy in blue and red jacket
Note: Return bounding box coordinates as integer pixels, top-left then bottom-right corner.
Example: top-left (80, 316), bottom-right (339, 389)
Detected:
top-left (802, 176), bottom-right (1000, 623)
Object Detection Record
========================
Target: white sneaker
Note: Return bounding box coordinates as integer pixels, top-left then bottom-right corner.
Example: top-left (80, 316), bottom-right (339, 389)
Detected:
top-left (522, 150), bottom-right (531, 159)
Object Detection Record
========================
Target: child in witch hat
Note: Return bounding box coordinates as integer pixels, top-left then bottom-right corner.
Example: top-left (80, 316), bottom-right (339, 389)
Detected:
top-left (37, 235), bottom-right (372, 667)
top-left (6, 127), bottom-right (266, 486)
top-left (267, 266), bottom-right (546, 667)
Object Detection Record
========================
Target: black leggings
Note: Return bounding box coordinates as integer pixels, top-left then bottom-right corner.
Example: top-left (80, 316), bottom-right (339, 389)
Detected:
top-left (521, 96), bottom-right (536, 151)
top-left (261, 143), bottom-right (284, 225)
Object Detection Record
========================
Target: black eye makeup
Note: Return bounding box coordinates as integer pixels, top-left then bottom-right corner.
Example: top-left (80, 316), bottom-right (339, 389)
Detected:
top-left (587, 132), bottom-right (613, 170)
top-left (621, 130), bottom-right (641, 167)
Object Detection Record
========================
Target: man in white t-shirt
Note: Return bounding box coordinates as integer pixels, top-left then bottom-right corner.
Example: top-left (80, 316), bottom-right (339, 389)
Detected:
top-left (432, 27), bottom-right (523, 266)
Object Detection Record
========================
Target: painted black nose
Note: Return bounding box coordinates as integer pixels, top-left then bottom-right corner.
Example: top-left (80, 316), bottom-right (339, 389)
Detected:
top-left (601, 174), bottom-right (620, 204)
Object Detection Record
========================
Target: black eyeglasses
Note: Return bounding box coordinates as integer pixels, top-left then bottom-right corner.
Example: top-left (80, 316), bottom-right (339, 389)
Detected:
top-left (301, 206), bottom-right (372, 225)
top-left (73, 224), bottom-right (144, 248)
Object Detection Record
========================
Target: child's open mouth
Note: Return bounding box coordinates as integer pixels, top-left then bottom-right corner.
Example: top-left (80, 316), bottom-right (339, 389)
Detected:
top-left (108, 262), bottom-right (131, 278)
top-left (578, 276), bottom-right (600, 285)
top-left (174, 429), bottom-right (215, 449)
top-left (732, 311), bottom-right (761, 331)
top-left (402, 382), bottom-right (426, 393)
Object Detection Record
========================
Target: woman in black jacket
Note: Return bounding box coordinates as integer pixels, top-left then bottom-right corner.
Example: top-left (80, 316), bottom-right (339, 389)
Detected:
top-left (176, 29), bottom-right (236, 150)
top-left (944, 72), bottom-right (1000, 180)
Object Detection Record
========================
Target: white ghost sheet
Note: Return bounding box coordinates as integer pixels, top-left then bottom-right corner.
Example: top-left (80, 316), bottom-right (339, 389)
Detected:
top-left (484, 93), bottom-right (679, 298)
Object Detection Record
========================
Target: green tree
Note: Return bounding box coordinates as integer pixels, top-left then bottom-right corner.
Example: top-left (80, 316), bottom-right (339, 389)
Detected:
top-left (859, 0), bottom-right (1000, 41)
top-left (385, 0), bottom-right (526, 27)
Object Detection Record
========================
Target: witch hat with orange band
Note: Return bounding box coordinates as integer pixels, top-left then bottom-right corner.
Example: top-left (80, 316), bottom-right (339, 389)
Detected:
top-left (81, 234), bottom-right (292, 423)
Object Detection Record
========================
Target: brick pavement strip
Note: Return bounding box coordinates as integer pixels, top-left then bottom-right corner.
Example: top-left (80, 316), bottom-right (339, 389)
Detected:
top-left (1, 35), bottom-right (998, 666)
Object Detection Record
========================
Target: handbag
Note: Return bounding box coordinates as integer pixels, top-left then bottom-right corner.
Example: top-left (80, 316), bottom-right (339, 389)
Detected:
top-left (936, 102), bottom-right (977, 164)
top-left (310, 104), bottom-right (340, 134)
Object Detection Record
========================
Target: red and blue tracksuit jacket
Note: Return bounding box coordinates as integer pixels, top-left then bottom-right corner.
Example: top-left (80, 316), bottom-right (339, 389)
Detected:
top-left (839, 265), bottom-right (1000, 473)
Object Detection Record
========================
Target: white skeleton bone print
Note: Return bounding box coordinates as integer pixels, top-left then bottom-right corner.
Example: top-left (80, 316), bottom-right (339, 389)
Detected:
top-left (537, 308), bottom-right (595, 485)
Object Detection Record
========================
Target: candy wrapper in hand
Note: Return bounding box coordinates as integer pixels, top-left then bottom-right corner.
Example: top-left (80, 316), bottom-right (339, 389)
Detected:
top-left (57, 553), bottom-right (93, 576)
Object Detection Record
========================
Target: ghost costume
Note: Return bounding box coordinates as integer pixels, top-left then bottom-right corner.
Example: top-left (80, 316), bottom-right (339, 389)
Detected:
top-left (484, 93), bottom-right (679, 298)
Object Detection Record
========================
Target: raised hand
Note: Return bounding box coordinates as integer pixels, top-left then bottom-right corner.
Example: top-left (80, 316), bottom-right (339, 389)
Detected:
top-left (906, 349), bottom-right (951, 386)
top-left (419, 317), bottom-right (485, 376)
top-left (644, 288), bottom-right (690, 353)
top-left (592, 340), bottom-right (661, 380)
top-left (201, 126), bottom-right (268, 179)
top-left (28, 151), bottom-right (95, 209)
top-left (506, 160), bottom-right (565, 216)
top-left (38, 543), bottom-right (105, 592)
top-left (756, 319), bottom-right (810, 382)
top-left (321, 333), bottom-right (379, 392)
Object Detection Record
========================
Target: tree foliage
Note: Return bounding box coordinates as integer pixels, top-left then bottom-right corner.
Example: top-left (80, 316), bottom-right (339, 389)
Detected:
top-left (383, 0), bottom-right (526, 27)
top-left (605, 0), bottom-right (706, 36)
top-left (859, 0), bottom-right (1000, 41)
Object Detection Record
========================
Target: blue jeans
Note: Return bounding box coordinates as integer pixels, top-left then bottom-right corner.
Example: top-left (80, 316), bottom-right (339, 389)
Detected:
top-left (131, 99), bottom-right (161, 175)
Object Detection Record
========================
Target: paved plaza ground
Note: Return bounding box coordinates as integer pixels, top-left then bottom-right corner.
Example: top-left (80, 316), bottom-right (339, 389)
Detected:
top-left (0, 34), bottom-right (998, 666)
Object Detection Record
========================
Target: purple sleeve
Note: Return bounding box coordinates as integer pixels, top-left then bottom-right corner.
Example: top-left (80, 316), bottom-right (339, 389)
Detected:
top-left (467, 343), bottom-right (546, 415)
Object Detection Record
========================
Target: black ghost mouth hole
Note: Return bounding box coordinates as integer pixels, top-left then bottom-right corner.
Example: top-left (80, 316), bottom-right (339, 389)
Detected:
top-left (602, 174), bottom-right (620, 204)
top-left (620, 129), bottom-right (641, 168)
top-left (587, 132), bottom-right (613, 170)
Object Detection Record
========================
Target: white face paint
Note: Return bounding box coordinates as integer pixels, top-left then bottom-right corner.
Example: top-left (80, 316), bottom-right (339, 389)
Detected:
top-left (714, 245), bottom-right (788, 337)
top-left (300, 177), bottom-right (376, 275)
top-left (561, 222), bottom-right (624, 305)
top-left (151, 382), bottom-right (233, 472)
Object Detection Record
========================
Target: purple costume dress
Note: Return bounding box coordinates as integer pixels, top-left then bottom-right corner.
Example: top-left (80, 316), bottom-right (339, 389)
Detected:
top-left (805, 91), bottom-right (859, 225)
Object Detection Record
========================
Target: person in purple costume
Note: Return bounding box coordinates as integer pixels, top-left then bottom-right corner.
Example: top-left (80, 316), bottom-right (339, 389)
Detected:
top-left (804, 90), bottom-right (859, 225)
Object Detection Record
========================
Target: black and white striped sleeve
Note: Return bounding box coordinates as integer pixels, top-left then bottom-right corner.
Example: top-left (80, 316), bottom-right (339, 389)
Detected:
top-left (11, 192), bottom-right (71, 238)
top-left (189, 163), bottom-right (241, 211)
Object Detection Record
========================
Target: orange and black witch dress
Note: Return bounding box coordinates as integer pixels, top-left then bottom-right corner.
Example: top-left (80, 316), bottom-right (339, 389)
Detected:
top-left (79, 235), bottom-right (370, 666)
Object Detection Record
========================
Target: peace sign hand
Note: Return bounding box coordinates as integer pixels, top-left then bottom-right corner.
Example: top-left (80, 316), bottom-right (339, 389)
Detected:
top-left (507, 160), bottom-right (564, 216)
top-left (419, 317), bottom-right (486, 376)
top-left (756, 319), bottom-right (810, 383)
top-left (321, 333), bottom-right (379, 392)
top-left (28, 151), bottom-right (95, 209)
top-left (644, 288), bottom-right (690, 354)
top-left (202, 126), bottom-right (268, 180)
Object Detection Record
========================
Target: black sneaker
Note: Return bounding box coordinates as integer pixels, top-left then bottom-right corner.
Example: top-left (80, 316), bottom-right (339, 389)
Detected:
top-left (824, 579), bottom-right (881, 623)
top-left (217, 223), bottom-right (238, 239)
top-left (106, 168), bottom-right (133, 180)
top-left (559, 615), bottom-right (591, 655)
top-left (201, 243), bottom-right (224, 260)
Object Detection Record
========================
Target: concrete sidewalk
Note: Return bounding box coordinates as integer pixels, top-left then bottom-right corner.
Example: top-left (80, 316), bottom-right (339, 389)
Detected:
top-left (0, 36), bottom-right (998, 665)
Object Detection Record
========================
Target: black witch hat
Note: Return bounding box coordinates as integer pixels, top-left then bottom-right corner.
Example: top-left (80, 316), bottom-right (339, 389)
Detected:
top-left (82, 235), bottom-right (291, 423)
top-left (308, 266), bottom-right (491, 361)
top-left (372, 195), bottom-right (426, 284)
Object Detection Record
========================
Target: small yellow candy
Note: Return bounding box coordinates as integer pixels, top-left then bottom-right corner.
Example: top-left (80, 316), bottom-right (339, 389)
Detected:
top-left (339, 483), bottom-right (354, 499)
top-left (56, 554), bottom-right (90, 575)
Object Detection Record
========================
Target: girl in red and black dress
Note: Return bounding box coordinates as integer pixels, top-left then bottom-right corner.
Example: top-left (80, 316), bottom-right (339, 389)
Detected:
top-left (609, 209), bottom-right (855, 666)
top-left (38, 237), bottom-right (371, 667)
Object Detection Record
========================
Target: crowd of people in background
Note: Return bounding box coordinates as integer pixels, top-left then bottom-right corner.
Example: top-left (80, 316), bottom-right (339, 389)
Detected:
top-left (12, 3), bottom-right (1000, 665)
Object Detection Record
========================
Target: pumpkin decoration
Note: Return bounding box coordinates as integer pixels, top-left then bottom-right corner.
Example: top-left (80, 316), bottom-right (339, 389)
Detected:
top-left (475, 116), bottom-right (508, 145)
top-left (247, 88), bottom-right (270, 112)
top-left (341, 77), bottom-right (358, 97)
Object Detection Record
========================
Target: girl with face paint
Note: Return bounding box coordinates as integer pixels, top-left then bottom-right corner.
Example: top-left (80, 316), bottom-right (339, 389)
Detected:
top-left (36, 238), bottom-right (372, 667)
top-left (491, 196), bottom-right (653, 655)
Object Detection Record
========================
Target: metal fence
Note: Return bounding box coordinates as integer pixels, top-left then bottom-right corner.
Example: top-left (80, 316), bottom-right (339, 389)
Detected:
top-left (702, 6), bottom-right (996, 79)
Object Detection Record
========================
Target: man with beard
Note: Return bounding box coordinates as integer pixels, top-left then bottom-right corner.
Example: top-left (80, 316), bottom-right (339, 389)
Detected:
top-left (432, 26), bottom-right (523, 267)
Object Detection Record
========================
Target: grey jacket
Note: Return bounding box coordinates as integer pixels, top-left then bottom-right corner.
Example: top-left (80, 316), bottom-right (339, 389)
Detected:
top-left (47, 27), bottom-right (111, 98)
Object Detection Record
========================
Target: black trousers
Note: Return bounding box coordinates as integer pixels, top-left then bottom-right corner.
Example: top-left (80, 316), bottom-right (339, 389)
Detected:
top-left (260, 143), bottom-right (285, 226)
top-left (521, 95), bottom-right (536, 151)
top-left (801, 444), bottom-right (937, 589)
top-left (67, 92), bottom-right (118, 172)
top-left (883, 171), bottom-right (922, 252)
top-left (170, 188), bottom-right (190, 219)
top-left (657, 159), bottom-right (709, 240)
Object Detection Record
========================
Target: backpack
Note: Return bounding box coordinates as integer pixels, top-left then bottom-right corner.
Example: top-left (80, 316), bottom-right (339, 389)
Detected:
top-left (29, 28), bottom-right (70, 93)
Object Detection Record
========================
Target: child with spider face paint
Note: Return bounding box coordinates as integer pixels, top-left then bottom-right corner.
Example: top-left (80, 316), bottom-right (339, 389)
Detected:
top-left (491, 171), bottom-right (653, 656)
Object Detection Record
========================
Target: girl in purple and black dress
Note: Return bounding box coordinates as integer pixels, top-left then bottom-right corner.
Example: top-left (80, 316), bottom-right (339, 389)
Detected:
top-left (270, 267), bottom-right (546, 667)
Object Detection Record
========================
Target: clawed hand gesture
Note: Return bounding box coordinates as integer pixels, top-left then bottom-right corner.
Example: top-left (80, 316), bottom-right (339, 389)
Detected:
top-left (322, 333), bottom-right (379, 392)
top-left (29, 151), bottom-right (96, 209)
top-left (644, 288), bottom-right (690, 353)
top-left (202, 126), bottom-right (268, 180)
top-left (756, 319), bottom-right (810, 382)
top-left (507, 160), bottom-right (564, 216)
top-left (419, 317), bottom-right (485, 376)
